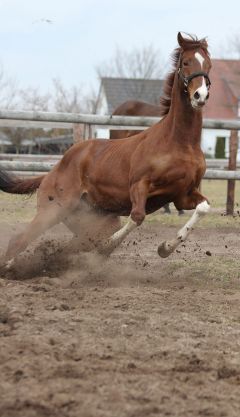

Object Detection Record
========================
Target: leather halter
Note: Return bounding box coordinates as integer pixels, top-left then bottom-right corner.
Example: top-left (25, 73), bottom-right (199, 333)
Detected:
top-left (178, 68), bottom-right (211, 93)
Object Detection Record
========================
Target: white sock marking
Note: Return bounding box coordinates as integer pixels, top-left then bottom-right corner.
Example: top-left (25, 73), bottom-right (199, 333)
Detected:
top-left (178, 201), bottom-right (210, 241)
top-left (158, 201), bottom-right (210, 257)
top-left (110, 217), bottom-right (136, 243)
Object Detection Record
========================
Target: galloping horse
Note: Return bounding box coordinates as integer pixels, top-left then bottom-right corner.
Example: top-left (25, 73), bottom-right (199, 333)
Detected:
top-left (0, 32), bottom-right (212, 265)
top-left (110, 100), bottom-right (184, 215)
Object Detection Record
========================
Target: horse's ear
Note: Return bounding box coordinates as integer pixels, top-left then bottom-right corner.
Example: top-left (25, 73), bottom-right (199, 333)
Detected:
top-left (177, 32), bottom-right (185, 47)
top-left (201, 38), bottom-right (208, 49)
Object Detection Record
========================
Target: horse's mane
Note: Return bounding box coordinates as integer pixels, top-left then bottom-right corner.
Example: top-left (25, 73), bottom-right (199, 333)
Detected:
top-left (159, 34), bottom-right (209, 117)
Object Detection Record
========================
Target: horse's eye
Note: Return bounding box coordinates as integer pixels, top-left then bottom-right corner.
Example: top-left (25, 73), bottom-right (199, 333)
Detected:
top-left (183, 61), bottom-right (189, 67)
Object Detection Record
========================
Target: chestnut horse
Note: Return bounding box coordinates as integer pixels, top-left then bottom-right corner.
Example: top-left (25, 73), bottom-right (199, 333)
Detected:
top-left (110, 100), bottom-right (184, 215)
top-left (110, 101), bottom-right (161, 139)
top-left (0, 32), bottom-right (212, 265)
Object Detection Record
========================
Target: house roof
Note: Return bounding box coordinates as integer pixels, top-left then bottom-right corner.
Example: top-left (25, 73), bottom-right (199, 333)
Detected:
top-left (99, 77), bottom-right (164, 114)
top-left (204, 59), bottom-right (240, 119)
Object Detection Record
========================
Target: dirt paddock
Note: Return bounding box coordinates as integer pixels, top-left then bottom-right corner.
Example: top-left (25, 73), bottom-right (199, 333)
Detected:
top-left (1, 191), bottom-right (240, 417)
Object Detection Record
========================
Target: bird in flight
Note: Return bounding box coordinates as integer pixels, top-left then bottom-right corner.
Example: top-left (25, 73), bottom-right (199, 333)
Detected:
top-left (32, 18), bottom-right (53, 24)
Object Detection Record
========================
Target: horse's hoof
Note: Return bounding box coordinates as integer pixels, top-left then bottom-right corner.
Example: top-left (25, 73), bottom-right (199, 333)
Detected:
top-left (0, 258), bottom-right (15, 274)
top-left (157, 242), bottom-right (173, 258)
top-left (5, 259), bottom-right (15, 270)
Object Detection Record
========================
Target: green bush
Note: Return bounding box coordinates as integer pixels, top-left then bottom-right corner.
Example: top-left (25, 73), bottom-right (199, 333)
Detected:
top-left (215, 137), bottom-right (226, 159)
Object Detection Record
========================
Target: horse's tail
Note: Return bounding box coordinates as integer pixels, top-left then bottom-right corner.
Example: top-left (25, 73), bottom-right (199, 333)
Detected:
top-left (0, 169), bottom-right (45, 195)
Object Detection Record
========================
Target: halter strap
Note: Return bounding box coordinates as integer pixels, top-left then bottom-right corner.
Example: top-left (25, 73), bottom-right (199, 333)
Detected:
top-left (178, 68), bottom-right (211, 92)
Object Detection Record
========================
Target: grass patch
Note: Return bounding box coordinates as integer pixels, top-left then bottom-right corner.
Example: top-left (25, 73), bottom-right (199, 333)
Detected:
top-left (168, 257), bottom-right (240, 284)
top-left (148, 211), bottom-right (240, 228)
top-left (0, 192), bottom-right (37, 223)
top-left (202, 179), bottom-right (240, 209)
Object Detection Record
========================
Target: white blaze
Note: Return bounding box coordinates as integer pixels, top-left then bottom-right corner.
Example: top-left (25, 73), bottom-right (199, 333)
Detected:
top-left (197, 77), bottom-right (208, 101)
top-left (195, 52), bottom-right (205, 68)
top-left (194, 52), bottom-right (208, 102)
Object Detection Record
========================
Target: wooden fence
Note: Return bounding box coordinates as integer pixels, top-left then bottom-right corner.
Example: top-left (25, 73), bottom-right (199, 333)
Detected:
top-left (0, 109), bottom-right (239, 213)
top-left (0, 109), bottom-right (240, 130)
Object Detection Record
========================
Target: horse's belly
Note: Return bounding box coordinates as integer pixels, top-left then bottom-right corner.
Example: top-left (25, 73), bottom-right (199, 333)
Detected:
top-left (145, 195), bottom-right (172, 214)
top-left (82, 184), bottom-right (132, 215)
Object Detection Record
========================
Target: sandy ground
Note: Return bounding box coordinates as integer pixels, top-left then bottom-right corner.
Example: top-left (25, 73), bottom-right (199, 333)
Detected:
top-left (1, 214), bottom-right (240, 417)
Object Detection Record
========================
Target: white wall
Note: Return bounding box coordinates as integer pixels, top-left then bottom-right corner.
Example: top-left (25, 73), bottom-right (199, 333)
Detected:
top-left (94, 88), bottom-right (110, 138)
top-left (201, 128), bottom-right (240, 159)
top-left (95, 127), bottom-right (239, 149)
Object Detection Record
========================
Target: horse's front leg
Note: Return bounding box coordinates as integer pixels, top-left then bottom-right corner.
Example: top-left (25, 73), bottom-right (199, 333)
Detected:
top-left (98, 180), bottom-right (148, 255)
top-left (158, 190), bottom-right (210, 258)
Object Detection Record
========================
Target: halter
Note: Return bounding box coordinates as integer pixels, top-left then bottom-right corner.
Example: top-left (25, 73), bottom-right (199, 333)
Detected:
top-left (178, 67), bottom-right (211, 93)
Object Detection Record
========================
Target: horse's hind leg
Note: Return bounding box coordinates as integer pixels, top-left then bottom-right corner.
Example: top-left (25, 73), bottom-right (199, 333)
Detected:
top-left (63, 210), bottom-right (121, 253)
top-left (63, 211), bottom-right (94, 252)
top-left (5, 204), bottom-right (64, 263)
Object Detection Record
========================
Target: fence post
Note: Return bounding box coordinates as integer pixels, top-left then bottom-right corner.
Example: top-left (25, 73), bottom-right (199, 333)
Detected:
top-left (226, 130), bottom-right (238, 215)
top-left (83, 124), bottom-right (92, 140)
top-left (73, 123), bottom-right (83, 143)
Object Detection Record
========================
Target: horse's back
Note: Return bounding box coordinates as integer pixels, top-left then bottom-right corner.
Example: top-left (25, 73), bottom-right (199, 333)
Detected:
top-left (52, 137), bottom-right (139, 188)
top-left (112, 100), bottom-right (160, 117)
top-left (110, 100), bottom-right (161, 139)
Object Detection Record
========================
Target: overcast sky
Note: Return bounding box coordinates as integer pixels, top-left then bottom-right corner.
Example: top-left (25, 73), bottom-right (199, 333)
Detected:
top-left (0, 0), bottom-right (239, 95)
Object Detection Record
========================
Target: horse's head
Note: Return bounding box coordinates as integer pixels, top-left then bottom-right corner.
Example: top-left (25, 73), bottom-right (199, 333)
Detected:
top-left (177, 32), bottom-right (211, 110)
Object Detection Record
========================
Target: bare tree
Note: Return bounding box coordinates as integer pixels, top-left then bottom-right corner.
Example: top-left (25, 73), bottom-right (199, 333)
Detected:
top-left (3, 88), bottom-right (51, 151)
top-left (216, 33), bottom-right (240, 59)
top-left (7, 128), bottom-right (28, 154)
top-left (0, 63), bottom-right (18, 109)
top-left (82, 88), bottom-right (99, 114)
top-left (51, 78), bottom-right (84, 113)
top-left (48, 78), bottom-right (85, 141)
top-left (0, 68), bottom-right (99, 151)
top-left (96, 44), bottom-right (164, 79)
top-left (229, 34), bottom-right (240, 58)
top-left (19, 87), bottom-right (50, 111)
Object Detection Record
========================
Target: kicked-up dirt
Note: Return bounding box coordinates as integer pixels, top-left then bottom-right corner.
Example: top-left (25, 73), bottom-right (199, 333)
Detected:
top-left (1, 218), bottom-right (240, 417)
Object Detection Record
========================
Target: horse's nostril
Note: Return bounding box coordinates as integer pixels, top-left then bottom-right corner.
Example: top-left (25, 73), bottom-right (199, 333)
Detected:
top-left (206, 92), bottom-right (209, 100)
top-left (194, 91), bottom-right (200, 100)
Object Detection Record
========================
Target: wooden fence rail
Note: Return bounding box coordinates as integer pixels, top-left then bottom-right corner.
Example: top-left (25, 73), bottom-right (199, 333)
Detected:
top-left (1, 161), bottom-right (240, 181)
top-left (0, 154), bottom-right (61, 161)
top-left (0, 161), bottom-right (56, 172)
top-left (1, 109), bottom-right (240, 130)
top-left (0, 154), bottom-right (238, 169)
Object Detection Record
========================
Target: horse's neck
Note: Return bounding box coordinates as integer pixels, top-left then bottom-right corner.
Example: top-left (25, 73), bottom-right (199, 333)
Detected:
top-left (165, 74), bottom-right (203, 147)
